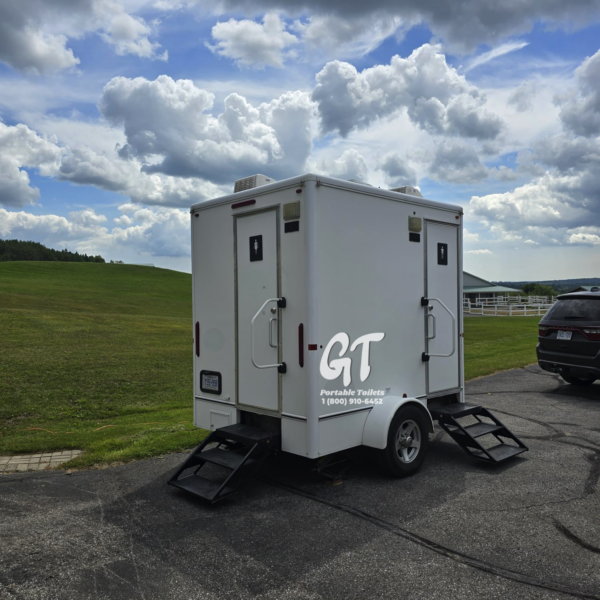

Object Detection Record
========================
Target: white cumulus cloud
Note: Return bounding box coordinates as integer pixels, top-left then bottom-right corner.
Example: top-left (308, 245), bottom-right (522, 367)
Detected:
top-left (207, 0), bottom-right (600, 53)
top-left (0, 204), bottom-right (191, 260)
top-left (312, 44), bottom-right (503, 139)
top-left (0, 122), bottom-right (63, 208)
top-left (99, 74), bottom-right (316, 182)
top-left (0, 0), bottom-right (166, 75)
top-left (208, 13), bottom-right (298, 68)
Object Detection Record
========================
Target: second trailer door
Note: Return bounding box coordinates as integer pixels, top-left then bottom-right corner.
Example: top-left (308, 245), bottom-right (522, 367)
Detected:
top-left (425, 221), bottom-right (461, 395)
top-left (235, 208), bottom-right (281, 414)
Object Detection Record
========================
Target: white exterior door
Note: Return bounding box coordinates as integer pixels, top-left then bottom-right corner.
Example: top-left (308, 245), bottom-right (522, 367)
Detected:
top-left (425, 221), bottom-right (460, 395)
top-left (235, 209), bottom-right (280, 413)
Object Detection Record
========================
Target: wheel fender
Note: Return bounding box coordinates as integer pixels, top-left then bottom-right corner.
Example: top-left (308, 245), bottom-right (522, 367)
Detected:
top-left (362, 396), bottom-right (434, 450)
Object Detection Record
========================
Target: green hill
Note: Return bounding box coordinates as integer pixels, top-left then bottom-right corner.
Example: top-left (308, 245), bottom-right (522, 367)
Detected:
top-left (0, 262), bottom-right (541, 469)
top-left (0, 262), bottom-right (205, 467)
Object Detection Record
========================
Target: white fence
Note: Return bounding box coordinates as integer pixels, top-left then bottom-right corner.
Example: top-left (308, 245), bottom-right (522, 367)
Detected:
top-left (463, 302), bottom-right (553, 317)
top-left (466, 295), bottom-right (558, 306)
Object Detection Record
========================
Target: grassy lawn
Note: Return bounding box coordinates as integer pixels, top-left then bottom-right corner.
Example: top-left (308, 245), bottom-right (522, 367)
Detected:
top-left (0, 262), bottom-right (206, 468)
top-left (464, 315), bottom-right (540, 380)
top-left (0, 262), bottom-right (541, 469)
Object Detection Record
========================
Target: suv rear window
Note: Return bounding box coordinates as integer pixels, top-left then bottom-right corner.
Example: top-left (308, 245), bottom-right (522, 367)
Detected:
top-left (543, 298), bottom-right (600, 322)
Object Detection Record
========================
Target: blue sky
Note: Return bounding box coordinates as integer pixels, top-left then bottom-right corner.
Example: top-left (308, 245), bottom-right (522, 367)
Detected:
top-left (1, 1), bottom-right (600, 278)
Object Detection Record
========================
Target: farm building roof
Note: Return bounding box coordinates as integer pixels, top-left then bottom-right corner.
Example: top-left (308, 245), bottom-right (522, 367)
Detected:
top-left (463, 285), bottom-right (523, 294)
top-left (463, 271), bottom-right (521, 294)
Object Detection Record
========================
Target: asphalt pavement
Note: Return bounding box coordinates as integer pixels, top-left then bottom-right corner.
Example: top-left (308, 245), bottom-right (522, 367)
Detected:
top-left (1, 366), bottom-right (599, 600)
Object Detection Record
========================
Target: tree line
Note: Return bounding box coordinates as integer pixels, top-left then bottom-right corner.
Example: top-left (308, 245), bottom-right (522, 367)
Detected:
top-left (0, 240), bottom-right (105, 263)
top-left (497, 278), bottom-right (600, 295)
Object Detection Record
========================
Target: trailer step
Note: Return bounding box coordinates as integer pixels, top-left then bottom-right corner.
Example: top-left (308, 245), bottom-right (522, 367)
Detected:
top-left (433, 403), bottom-right (484, 418)
top-left (200, 447), bottom-right (258, 470)
top-left (431, 404), bottom-right (528, 464)
top-left (167, 423), bottom-right (276, 503)
top-left (473, 444), bottom-right (527, 462)
top-left (169, 475), bottom-right (234, 502)
top-left (216, 423), bottom-right (275, 444)
top-left (461, 422), bottom-right (505, 438)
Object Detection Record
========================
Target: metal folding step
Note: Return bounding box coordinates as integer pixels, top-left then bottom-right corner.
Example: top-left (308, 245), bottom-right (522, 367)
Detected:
top-left (168, 423), bottom-right (278, 503)
top-left (430, 404), bottom-right (528, 464)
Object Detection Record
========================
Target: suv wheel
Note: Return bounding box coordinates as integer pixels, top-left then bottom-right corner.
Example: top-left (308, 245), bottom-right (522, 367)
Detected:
top-left (562, 374), bottom-right (595, 386)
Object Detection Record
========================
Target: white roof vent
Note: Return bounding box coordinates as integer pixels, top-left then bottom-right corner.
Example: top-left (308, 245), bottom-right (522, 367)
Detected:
top-left (348, 179), bottom-right (372, 186)
top-left (391, 185), bottom-right (423, 198)
top-left (234, 174), bottom-right (276, 193)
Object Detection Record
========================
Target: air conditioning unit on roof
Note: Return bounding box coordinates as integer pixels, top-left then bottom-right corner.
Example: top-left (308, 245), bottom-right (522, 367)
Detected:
top-left (234, 174), bottom-right (276, 193)
top-left (391, 185), bottom-right (423, 198)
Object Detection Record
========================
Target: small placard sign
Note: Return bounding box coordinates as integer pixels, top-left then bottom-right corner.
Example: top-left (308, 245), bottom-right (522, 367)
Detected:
top-left (438, 243), bottom-right (448, 265)
top-left (200, 370), bottom-right (222, 395)
top-left (249, 235), bottom-right (263, 261)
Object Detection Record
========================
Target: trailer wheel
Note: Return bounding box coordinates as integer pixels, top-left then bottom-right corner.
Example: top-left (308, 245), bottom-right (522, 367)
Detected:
top-left (379, 406), bottom-right (429, 478)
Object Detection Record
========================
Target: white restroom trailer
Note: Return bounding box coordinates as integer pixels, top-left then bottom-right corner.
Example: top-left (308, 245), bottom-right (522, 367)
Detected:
top-left (188, 173), bottom-right (466, 480)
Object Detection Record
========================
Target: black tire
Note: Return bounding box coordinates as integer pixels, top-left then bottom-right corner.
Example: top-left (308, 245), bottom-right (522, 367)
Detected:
top-left (378, 405), bottom-right (429, 478)
top-left (562, 374), bottom-right (596, 386)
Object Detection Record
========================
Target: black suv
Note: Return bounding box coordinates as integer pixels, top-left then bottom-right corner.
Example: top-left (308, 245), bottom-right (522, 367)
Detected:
top-left (537, 289), bottom-right (600, 386)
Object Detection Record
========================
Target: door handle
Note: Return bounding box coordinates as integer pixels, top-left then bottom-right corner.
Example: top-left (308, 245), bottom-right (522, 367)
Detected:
top-left (427, 312), bottom-right (436, 340)
top-left (421, 297), bottom-right (456, 359)
top-left (251, 298), bottom-right (286, 373)
top-left (269, 317), bottom-right (278, 348)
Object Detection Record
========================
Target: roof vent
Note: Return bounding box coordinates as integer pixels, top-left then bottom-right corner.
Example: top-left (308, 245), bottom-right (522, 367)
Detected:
top-left (348, 179), bottom-right (372, 186)
top-left (391, 185), bottom-right (423, 198)
top-left (591, 286), bottom-right (600, 292)
top-left (234, 174), bottom-right (276, 193)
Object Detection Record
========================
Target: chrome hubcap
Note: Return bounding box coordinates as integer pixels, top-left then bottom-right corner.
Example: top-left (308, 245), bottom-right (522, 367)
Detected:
top-left (395, 419), bottom-right (421, 463)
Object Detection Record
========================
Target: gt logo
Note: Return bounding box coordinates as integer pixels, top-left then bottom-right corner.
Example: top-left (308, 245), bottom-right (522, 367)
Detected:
top-left (319, 332), bottom-right (385, 386)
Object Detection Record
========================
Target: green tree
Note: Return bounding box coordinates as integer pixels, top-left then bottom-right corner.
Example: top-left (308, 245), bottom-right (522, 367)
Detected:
top-left (0, 240), bottom-right (105, 263)
top-left (521, 283), bottom-right (556, 297)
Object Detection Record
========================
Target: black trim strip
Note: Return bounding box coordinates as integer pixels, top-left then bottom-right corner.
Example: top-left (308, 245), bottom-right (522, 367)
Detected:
top-left (282, 413), bottom-right (307, 422)
top-left (319, 406), bottom-right (372, 421)
top-left (194, 395), bottom-right (234, 406)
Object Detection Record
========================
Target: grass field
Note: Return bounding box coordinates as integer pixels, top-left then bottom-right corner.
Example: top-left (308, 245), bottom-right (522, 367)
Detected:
top-left (0, 262), bottom-right (205, 468)
top-left (463, 316), bottom-right (539, 380)
top-left (0, 262), bottom-right (541, 468)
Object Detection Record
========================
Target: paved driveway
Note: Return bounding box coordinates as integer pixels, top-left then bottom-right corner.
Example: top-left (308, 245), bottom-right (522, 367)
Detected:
top-left (1, 366), bottom-right (599, 599)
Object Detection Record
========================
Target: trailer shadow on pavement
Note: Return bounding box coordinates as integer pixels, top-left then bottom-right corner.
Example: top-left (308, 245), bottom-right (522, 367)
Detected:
top-left (1, 366), bottom-right (599, 600)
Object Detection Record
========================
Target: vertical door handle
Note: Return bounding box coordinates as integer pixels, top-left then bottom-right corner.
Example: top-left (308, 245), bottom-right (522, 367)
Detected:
top-left (251, 298), bottom-right (286, 372)
top-left (422, 297), bottom-right (456, 358)
top-left (427, 312), bottom-right (436, 340)
top-left (269, 317), bottom-right (278, 347)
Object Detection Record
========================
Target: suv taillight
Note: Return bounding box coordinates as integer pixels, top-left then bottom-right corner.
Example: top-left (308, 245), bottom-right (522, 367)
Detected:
top-left (538, 326), bottom-right (549, 336)
top-left (582, 328), bottom-right (600, 341)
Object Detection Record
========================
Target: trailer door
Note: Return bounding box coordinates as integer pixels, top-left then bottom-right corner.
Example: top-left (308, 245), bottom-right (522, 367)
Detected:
top-left (235, 208), bottom-right (281, 414)
top-left (425, 221), bottom-right (461, 395)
